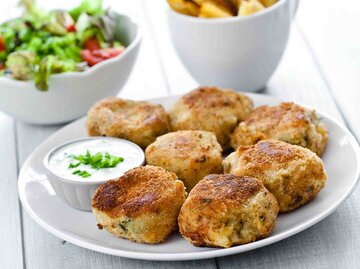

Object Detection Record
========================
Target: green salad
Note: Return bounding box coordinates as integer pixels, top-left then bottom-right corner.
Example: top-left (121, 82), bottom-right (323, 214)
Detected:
top-left (0, 0), bottom-right (125, 91)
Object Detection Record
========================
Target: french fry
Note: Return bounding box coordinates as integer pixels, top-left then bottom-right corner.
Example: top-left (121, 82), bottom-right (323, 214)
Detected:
top-left (238, 0), bottom-right (264, 16)
top-left (259, 0), bottom-right (277, 8)
top-left (213, 0), bottom-right (237, 14)
top-left (167, 0), bottom-right (189, 15)
top-left (167, 0), bottom-right (200, 16)
top-left (199, 1), bottom-right (233, 18)
top-left (185, 1), bottom-right (200, 16)
top-left (167, 0), bottom-right (273, 17)
top-left (192, 0), bottom-right (207, 5)
top-left (229, 0), bottom-right (242, 9)
top-left (193, 0), bottom-right (236, 15)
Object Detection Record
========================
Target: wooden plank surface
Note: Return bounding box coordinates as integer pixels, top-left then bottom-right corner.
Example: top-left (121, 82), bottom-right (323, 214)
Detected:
top-left (217, 24), bottom-right (360, 269)
top-left (216, 2), bottom-right (360, 268)
top-left (0, 114), bottom-right (23, 269)
top-left (0, 4), bottom-right (25, 269)
top-left (1, 0), bottom-right (360, 268)
top-left (265, 25), bottom-right (342, 121)
top-left (143, 0), bottom-right (197, 94)
top-left (146, 1), bottom-right (360, 268)
top-left (296, 0), bottom-right (360, 142)
top-left (12, 1), bottom-right (214, 268)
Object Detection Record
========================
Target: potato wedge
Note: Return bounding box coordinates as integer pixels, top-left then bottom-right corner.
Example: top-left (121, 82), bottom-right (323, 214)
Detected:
top-left (238, 0), bottom-right (264, 16)
top-left (259, 0), bottom-right (277, 8)
top-left (199, 1), bottom-right (233, 18)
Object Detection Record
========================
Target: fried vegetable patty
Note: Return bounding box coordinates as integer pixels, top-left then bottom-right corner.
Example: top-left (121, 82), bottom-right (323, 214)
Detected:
top-left (145, 130), bottom-right (223, 190)
top-left (87, 97), bottom-right (170, 148)
top-left (230, 102), bottom-right (328, 155)
top-left (224, 140), bottom-right (327, 212)
top-left (92, 165), bottom-right (186, 244)
top-left (168, 86), bottom-right (253, 149)
top-left (178, 174), bottom-right (279, 248)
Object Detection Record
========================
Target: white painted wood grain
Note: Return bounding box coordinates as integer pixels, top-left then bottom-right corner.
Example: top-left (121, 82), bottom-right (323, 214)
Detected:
top-left (12, 1), bottom-right (213, 268)
top-left (110, 0), bottom-right (171, 100)
top-left (16, 125), bottom-right (216, 266)
top-left (214, 3), bottom-right (360, 268)
top-left (143, 0), bottom-right (198, 94)
top-left (0, 114), bottom-right (23, 269)
top-left (217, 24), bottom-right (360, 269)
top-left (1, 0), bottom-right (360, 268)
top-left (139, 3), bottom-right (360, 268)
top-left (296, 0), bottom-right (360, 142)
top-left (265, 26), bottom-right (343, 122)
top-left (218, 194), bottom-right (360, 269)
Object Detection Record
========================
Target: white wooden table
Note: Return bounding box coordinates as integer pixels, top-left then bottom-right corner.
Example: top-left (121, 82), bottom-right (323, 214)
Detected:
top-left (1, 0), bottom-right (360, 268)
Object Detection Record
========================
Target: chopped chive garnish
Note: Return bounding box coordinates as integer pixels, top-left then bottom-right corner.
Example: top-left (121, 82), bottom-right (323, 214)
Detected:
top-left (68, 162), bottom-right (81, 169)
top-left (72, 170), bottom-right (91, 178)
top-left (67, 150), bottom-right (125, 178)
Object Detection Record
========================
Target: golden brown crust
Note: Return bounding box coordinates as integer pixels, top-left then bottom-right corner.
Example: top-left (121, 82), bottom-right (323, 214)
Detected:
top-left (230, 102), bottom-right (328, 155)
top-left (236, 138), bottom-right (303, 165)
top-left (168, 86), bottom-right (253, 149)
top-left (91, 165), bottom-right (186, 244)
top-left (92, 165), bottom-right (183, 218)
top-left (87, 97), bottom-right (170, 148)
top-left (178, 174), bottom-right (279, 248)
top-left (145, 130), bottom-right (223, 190)
top-left (224, 140), bottom-right (327, 212)
top-left (190, 174), bottom-right (262, 206)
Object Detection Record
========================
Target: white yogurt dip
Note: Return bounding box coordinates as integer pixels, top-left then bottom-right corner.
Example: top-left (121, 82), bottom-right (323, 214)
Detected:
top-left (48, 137), bottom-right (144, 182)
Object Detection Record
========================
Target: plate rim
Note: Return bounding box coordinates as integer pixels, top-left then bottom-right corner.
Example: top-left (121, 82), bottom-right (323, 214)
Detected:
top-left (18, 92), bottom-right (360, 261)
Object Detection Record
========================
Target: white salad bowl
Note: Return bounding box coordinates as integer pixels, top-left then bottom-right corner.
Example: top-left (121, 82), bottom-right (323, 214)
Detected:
top-left (167, 0), bottom-right (298, 92)
top-left (0, 12), bottom-right (142, 125)
top-left (43, 137), bottom-right (145, 211)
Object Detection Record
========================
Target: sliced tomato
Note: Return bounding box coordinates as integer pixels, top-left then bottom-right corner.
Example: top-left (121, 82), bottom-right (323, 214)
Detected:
top-left (0, 36), bottom-right (6, 51)
top-left (66, 23), bottom-right (76, 32)
top-left (85, 37), bottom-right (101, 51)
top-left (81, 50), bottom-right (103, 66)
top-left (81, 47), bottom-right (125, 66)
top-left (91, 47), bottom-right (124, 58)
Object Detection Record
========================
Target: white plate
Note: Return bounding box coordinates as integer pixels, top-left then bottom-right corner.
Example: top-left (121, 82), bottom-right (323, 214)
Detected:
top-left (18, 93), bottom-right (360, 261)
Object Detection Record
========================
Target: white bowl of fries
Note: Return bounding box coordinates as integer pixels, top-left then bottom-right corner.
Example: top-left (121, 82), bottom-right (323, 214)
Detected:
top-left (167, 0), bottom-right (298, 92)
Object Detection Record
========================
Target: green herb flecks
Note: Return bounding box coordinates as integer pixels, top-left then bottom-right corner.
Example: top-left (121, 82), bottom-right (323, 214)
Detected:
top-left (68, 162), bottom-right (81, 169)
top-left (69, 150), bottom-right (124, 169)
top-left (67, 150), bottom-right (124, 178)
top-left (72, 169), bottom-right (91, 178)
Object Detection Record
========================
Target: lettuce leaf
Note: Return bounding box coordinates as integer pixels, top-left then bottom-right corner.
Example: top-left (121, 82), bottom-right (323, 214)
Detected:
top-left (69, 0), bottom-right (104, 21)
top-left (34, 55), bottom-right (78, 91)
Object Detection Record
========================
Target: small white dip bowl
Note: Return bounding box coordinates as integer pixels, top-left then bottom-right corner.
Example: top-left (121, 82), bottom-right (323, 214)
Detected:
top-left (43, 137), bottom-right (145, 211)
